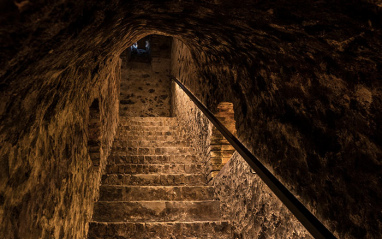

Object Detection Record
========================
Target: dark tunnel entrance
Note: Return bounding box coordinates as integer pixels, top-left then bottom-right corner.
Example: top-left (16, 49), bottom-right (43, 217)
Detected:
top-left (119, 35), bottom-right (173, 117)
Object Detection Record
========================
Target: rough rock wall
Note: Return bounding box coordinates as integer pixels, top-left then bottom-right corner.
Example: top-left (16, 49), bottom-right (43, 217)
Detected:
top-left (175, 2), bottom-right (382, 238)
top-left (171, 41), bottom-right (236, 181)
top-left (213, 152), bottom-right (313, 239)
top-left (0, 54), bottom-right (120, 239)
top-left (171, 38), bottom-right (212, 177)
top-left (0, 1), bottom-right (382, 238)
top-left (171, 37), bottom-right (313, 239)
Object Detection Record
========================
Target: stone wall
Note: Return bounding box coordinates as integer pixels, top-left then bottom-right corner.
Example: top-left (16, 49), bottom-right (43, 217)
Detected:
top-left (213, 152), bottom-right (313, 239)
top-left (168, 2), bottom-right (382, 236)
top-left (0, 55), bottom-right (120, 239)
top-left (171, 37), bottom-right (313, 239)
top-left (171, 38), bottom-right (212, 177)
top-left (209, 102), bottom-right (236, 181)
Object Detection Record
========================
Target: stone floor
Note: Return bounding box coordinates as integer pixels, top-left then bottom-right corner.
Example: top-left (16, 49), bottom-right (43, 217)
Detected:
top-left (88, 117), bottom-right (232, 238)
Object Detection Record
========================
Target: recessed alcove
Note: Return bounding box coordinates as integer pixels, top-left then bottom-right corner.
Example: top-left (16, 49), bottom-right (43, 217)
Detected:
top-left (88, 99), bottom-right (101, 167)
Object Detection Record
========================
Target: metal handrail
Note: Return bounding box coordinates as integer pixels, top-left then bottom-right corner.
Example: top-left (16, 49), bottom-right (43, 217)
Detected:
top-left (172, 77), bottom-right (336, 239)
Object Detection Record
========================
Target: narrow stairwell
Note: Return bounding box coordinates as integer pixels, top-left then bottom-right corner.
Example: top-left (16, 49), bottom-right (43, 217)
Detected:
top-left (88, 117), bottom-right (232, 239)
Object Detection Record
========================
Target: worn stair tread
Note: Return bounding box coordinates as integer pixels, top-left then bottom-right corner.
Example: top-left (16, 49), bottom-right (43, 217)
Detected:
top-left (106, 164), bottom-right (203, 174)
top-left (120, 116), bottom-right (178, 119)
top-left (116, 134), bottom-right (187, 140)
top-left (110, 147), bottom-right (196, 156)
top-left (118, 126), bottom-right (179, 131)
top-left (119, 116), bottom-right (178, 121)
top-left (101, 174), bottom-right (206, 186)
top-left (95, 200), bottom-right (218, 203)
top-left (98, 185), bottom-right (215, 201)
top-left (117, 130), bottom-right (182, 135)
top-left (88, 221), bottom-right (232, 239)
top-left (89, 220), bottom-right (230, 224)
top-left (107, 155), bottom-right (200, 165)
top-left (112, 140), bottom-right (192, 147)
top-left (92, 201), bottom-right (221, 222)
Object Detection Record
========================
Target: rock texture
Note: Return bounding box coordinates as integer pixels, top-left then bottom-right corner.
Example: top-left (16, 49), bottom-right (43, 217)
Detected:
top-left (171, 37), bottom-right (314, 238)
top-left (171, 39), bottom-right (213, 180)
top-left (119, 61), bottom-right (171, 117)
top-left (213, 152), bottom-right (313, 239)
top-left (0, 55), bottom-right (120, 239)
top-left (1, 0), bottom-right (382, 238)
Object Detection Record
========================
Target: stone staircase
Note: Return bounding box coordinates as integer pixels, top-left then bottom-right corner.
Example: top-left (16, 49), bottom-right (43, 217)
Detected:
top-left (88, 117), bottom-right (232, 239)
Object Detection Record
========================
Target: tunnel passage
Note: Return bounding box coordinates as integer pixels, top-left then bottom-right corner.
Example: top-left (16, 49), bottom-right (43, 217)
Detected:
top-left (87, 35), bottom-right (235, 238)
top-left (119, 35), bottom-right (173, 117)
top-left (0, 1), bottom-right (382, 239)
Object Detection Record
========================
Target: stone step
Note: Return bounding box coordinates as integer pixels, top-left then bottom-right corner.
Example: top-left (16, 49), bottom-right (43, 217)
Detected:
top-left (88, 115), bottom-right (232, 239)
top-left (106, 164), bottom-right (203, 174)
top-left (101, 174), bottom-right (206, 186)
top-left (107, 155), bottom-right (199, 165)
top-left (92, 201), bottom-right (221, 222)
top-left (116, 134), bottom-right (187, 142)
top-left (119, 120), bottom-right (179, 127)
top-left (112, 140), bottom-right (191, 148)
top-left (118, 125), bottom-right (179, 132)
top-left (119, 117), bottom-right (178, 125)
top-left (88, 221), bottom-right (232, 239)
top-left (116, 130), bottom-right (183, 138)
top-left (99, 186), bottom-right (214, 201)
top-left (110, 147), bottom-right (196, 156)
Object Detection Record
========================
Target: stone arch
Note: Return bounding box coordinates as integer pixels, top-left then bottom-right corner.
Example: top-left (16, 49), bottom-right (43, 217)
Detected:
top-left (88, 98), bottom-right (101, 167)
top-left (208, 102), bottom-right (237, 181)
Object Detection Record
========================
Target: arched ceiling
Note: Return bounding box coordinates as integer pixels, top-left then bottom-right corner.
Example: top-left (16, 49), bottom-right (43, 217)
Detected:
top-left (0, 1), bottom-right (381, 238)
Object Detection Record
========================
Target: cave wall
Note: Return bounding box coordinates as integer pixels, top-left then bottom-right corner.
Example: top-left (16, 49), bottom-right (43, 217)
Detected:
top-left (214, 152), bottom-right (313, 239)
top-left (171, 37), bottom-right (313, 238)
top-left (0, 54), bottom-right (120, 239)
top-left (169, 2), bottom-right (382, 237)
top-left (0, 0), bottom-right (381, 238)
top-left (171, 2), bottom-right (382, 237)
top-left (171, 38), bottom-right (212, 178)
